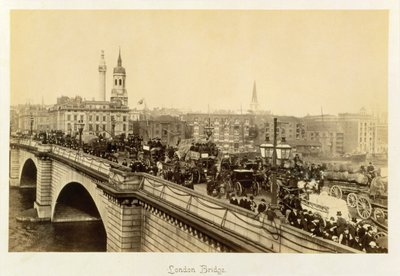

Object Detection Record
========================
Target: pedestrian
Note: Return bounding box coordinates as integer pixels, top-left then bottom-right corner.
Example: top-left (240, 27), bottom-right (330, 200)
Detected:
top-left (335, 211), bottom-right (347, 235)
top-left (257, 199), bottom-right (267, 215)
top-left (249, 196), bottom-right (257, 212)
top-left (351, 236), bottom-right (363, 251)
top-left (339, 228), bottom-right (353, 247)
top-left (229, 193), bottom-right (239, 206)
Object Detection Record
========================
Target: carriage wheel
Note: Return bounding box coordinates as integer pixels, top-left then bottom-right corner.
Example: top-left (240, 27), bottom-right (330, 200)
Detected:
top-left (356, 196), bottom-right (372, 219)
top-left (374, 231), bottom-right (387, 240)
top-left (235, 182), bottom-right (243, 197)
top-left (330, 185), bottom-right (342, 199)
top-left (373, 208), bottom-right (386, 222)
top-left (346, 193), bottom-right (358, 208)
top-left (252, 181), bottom-right (260, 197)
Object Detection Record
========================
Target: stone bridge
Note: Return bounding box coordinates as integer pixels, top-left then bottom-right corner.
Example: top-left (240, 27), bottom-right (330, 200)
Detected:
top-left (9, 138), bottom-right (358, 253)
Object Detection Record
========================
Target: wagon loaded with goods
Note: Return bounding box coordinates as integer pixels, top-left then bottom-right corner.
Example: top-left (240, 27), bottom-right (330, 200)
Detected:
top-left (325, 165), bottom-right (388, 223)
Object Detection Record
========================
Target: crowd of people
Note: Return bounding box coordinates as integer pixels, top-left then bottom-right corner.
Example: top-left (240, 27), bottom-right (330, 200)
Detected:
top-left (228, 194), bottom-right (268, 214)
top-left (189, 141), bottom-right (219, 156)
top-left (280, 193), bottom-right (386, 253)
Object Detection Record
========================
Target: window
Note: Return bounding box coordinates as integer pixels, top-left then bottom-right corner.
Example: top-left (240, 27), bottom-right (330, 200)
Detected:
top-left (67, 115), bottom-right (71, 121)
top-left (102, 125), bottom-right (106, 131)
top-left (123, 124), bottom-right (126, 131)
top-left (103, 116), bottom-right (106, 122)
top-left (123, 116), bottom-right (126, 122)
top-left (89, 124), bottom-right (93, 131)
top-left (89, 115), bottom-right (92, 121)
top-left (96, 116), bottom-right (99, 122)
top-left (67, 123), bottom-right (71, 130)
top-left (119, 79), bottom-right (122, 86)
top-left (80, 115), bottom-right (84, 121)
top-left (115, 79), bottom-right (117, 85)
top-left (74, 115), bottom-right (77, 121)
top-left (96, 125), bottom-right (99, 131)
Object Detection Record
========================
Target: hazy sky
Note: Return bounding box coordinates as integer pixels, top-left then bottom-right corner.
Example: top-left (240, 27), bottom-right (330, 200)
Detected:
top-left (11, 10), bottom-right (388, 116)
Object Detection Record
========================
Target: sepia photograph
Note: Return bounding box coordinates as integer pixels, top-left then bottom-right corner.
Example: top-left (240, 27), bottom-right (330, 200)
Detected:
top-left (1, 1), bottom-right (400, 276)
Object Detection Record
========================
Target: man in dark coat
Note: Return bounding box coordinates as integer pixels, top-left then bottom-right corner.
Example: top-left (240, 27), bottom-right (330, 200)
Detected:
top-left (229, 194), bottom-right (239, 206)
top-left (288, 208), bottom-right (299, 226)
top-left (257, 199), bottom-right (267, 214)
top-left (362, 227), bottom-right (376, 252)
top-left (351, 236), bottom-right (363, 251)
top-left (336, 211), bottom-right (347, 235)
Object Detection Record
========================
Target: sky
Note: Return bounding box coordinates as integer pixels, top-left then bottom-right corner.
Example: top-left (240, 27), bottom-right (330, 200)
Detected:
top-left (10, 10), bottom-right (388, 116)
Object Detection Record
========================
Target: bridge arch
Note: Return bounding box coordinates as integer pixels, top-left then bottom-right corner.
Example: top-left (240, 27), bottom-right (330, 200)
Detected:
top-left (52, 181), bottom-right (108, 238)
top-left (19, 158), bottom-right (37, 188)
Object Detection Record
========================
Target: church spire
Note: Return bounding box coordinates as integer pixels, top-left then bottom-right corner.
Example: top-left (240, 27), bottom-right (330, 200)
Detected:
top-left (250, 81), bottom-right (259, 113)
top-left (251, 81), bottom-right (258, 103)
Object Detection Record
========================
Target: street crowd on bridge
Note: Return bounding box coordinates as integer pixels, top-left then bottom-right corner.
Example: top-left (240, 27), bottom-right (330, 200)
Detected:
top-left (19, 130), bottom-right (386, 253)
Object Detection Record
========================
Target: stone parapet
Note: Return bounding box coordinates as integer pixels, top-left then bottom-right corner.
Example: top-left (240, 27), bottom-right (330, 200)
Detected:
top-left (108, 169), bottom-right (142, 191)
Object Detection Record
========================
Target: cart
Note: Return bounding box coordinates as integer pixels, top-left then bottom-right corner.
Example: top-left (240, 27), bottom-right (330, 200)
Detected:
top-left (300, 193), bottom-right (351, 221)
top-left (327, 175), bottom-right (387, 220)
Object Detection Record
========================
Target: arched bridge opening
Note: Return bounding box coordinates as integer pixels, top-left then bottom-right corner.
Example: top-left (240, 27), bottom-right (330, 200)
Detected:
top-left (20, 159), bottom-right (37, 188)
top-left (53, 182), bottom-right (106, 250)
top-left (54, 182), bottom-right (102, 222)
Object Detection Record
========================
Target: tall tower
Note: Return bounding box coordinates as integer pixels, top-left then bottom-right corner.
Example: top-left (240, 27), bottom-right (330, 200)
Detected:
top-left (111, 48), bottom-right (128, 107)
top-left (250, 81), bottom-right (259, 112)
top-left (98, 50), bottom-right (107, 101)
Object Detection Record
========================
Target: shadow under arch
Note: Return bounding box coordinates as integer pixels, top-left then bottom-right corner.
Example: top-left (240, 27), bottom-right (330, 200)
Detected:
top-left (20, 158), bottom-right (37, 188)
top-left (53, 182), bottom-right (107, 250)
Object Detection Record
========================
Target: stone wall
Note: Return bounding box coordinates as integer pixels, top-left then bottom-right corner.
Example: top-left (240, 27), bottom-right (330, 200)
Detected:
top-left (141, 205), bottom-right (226, 253)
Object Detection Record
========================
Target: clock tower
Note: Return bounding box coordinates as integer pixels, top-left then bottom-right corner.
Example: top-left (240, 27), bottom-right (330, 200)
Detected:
top-left (110, 48), bottom-right (128, 107)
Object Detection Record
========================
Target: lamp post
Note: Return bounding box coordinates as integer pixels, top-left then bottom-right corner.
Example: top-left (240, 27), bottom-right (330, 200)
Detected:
top-left (111, 116), bottom-right (116, 138)
top-left (76, 120), bottom-right (85, 150)
top-left (271, 118), bottom-right (278, 208)
top-left (204, 117), bottom-right (214, 140)
top-left (30, 113), bottom-right (34, 136)
top-left (259, 118), bottom-right (292, 209)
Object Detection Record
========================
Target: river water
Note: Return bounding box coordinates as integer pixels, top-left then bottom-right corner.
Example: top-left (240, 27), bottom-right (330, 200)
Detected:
top-left (9, 187), bottom-right (106, 252)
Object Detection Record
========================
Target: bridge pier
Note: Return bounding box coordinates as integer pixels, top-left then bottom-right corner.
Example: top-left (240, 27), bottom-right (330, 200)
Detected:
top-left (34, 145), bottom-right (53, 219)
top-left (106, 199), bottom-right (143, 252)
top-left (9, 146), bottom-right (20, 187)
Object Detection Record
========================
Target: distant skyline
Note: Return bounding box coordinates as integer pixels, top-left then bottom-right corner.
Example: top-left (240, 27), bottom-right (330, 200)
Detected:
top-left (11, 10), bottom-right (388, 117)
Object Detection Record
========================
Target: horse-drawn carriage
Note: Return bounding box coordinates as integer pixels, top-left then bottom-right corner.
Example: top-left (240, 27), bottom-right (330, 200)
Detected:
top-left (230, 169), bottom-right (260, 197)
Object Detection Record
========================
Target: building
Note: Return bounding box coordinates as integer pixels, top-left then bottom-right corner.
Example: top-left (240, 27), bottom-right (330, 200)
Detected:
top-left (303, 115), bottom-right (344, 156)
top-left (47, 50), bottom-right (130, 138)
top-left (10, 107), bottom-right (19, 133)
top-left (15, 104), bottom-right (50, 134)
top-left (132, 115), bottom-right (188, 146)
top-left (184, 113), bottom-right (258, 153)
top-left (338, 108), bottom-right (377, 154)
